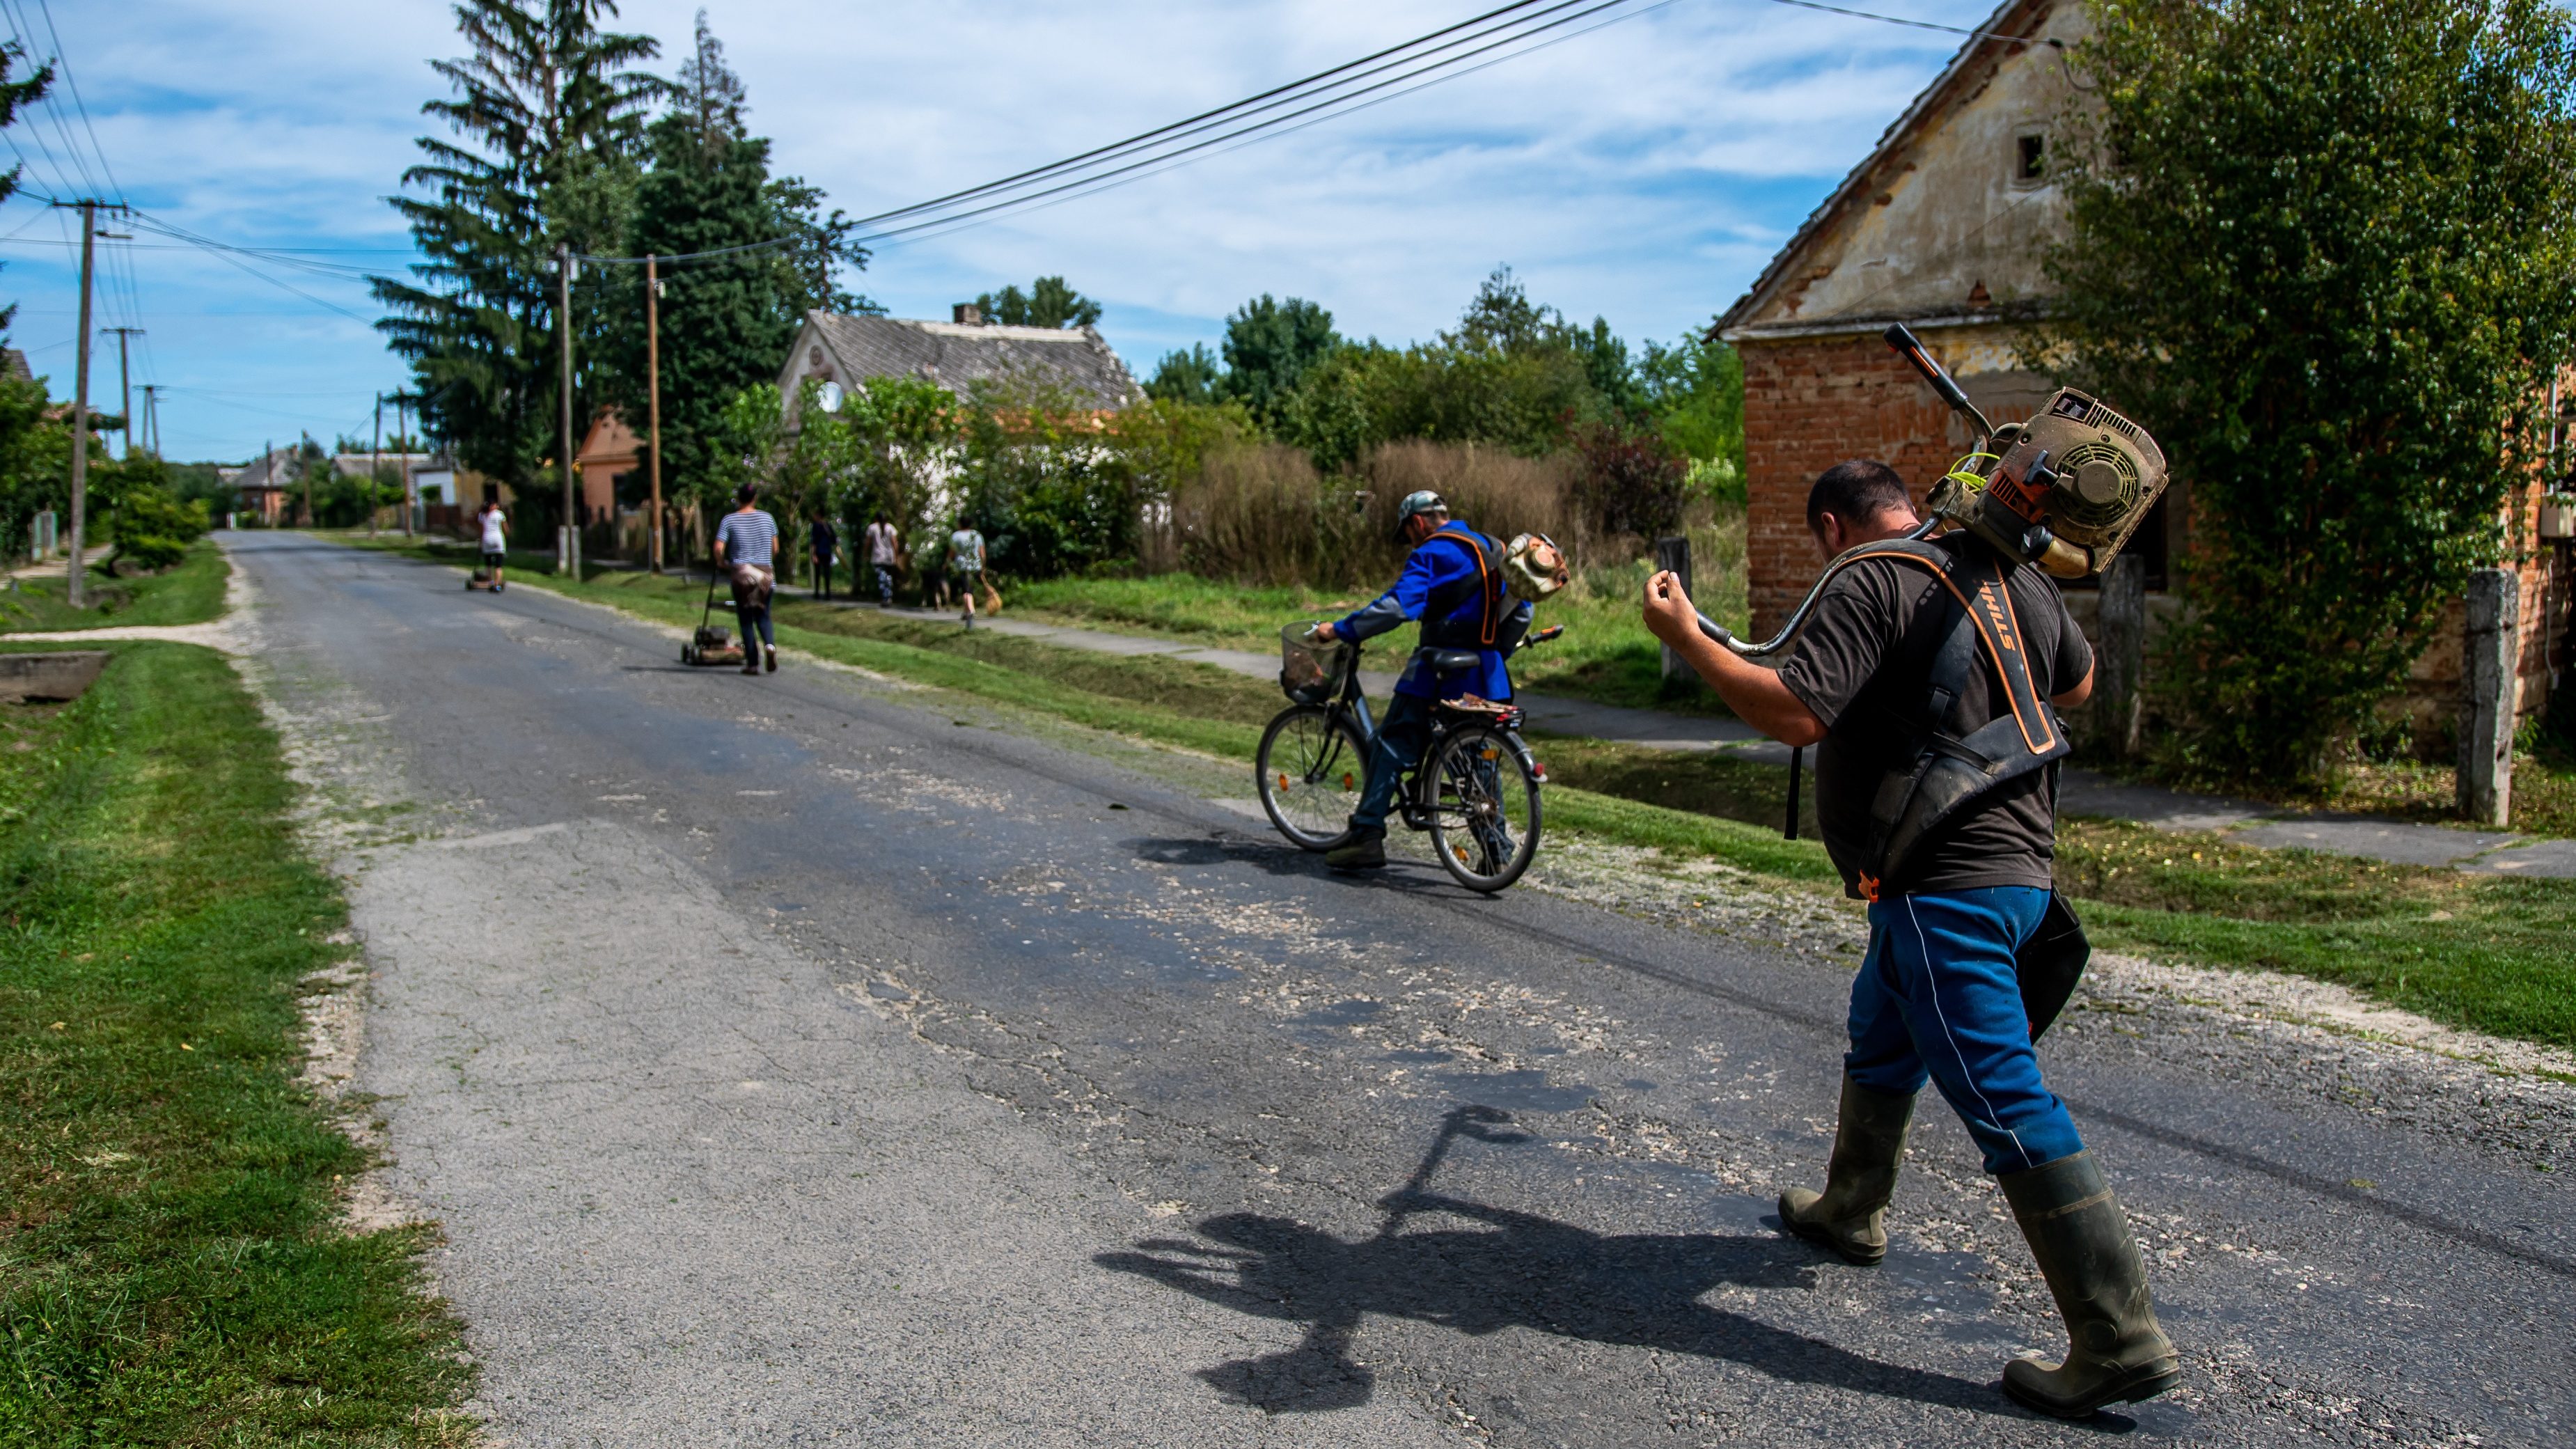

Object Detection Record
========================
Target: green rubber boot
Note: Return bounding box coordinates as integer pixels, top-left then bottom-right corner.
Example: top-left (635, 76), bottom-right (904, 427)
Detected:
top-left (1777, 1076), bottom-right (1917, 1265)
top-left (1997, 1151), bottom-right (2181, 1417)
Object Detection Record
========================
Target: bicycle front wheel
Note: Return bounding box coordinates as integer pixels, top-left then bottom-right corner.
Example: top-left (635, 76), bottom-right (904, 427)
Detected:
top-left (1427, 726), bottom-right (1541, 893)
top-left (1257, 705), bottom-right (1368, 851)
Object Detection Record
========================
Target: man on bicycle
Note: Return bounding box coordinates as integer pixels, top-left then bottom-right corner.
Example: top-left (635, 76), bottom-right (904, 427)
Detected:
top-left (1312, 490), bottom-right (1531, 871)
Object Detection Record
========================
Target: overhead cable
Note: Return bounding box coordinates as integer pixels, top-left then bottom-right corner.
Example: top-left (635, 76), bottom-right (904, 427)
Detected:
top-left (848, 0), bottom-right (1631, 241)
top-left (851, 0), bottom-right (1570, 229)
top-left (873, 0), bottom-right (1689, 249)
top-left (1766, 0), bottom-right (2052, 44)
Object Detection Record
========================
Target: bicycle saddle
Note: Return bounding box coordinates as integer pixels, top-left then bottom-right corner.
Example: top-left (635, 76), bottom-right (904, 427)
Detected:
top-left (1419, 648), bottom-right (1482, 673)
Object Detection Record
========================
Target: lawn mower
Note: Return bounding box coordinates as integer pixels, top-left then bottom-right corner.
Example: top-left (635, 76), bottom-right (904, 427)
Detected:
top-left (679, 570), bottom-right (746, 667)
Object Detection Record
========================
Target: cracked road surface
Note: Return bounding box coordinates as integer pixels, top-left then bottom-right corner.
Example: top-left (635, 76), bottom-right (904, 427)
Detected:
top-left (233, 534), bottom-right (2571, 1446)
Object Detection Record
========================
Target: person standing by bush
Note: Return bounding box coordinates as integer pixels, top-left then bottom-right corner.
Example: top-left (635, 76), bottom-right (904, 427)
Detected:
top-left (714, 483), bottom-right (779, 675)
top-left (809, 511), bottom-right (838, 602)
top-left (864, 512), bottom-right (899, 606)
top-left (948, 515), bottom-right (987, 629)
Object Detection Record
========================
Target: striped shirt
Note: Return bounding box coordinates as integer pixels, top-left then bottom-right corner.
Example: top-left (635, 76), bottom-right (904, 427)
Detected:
top-left (716, 508), bottom-right (778, 567)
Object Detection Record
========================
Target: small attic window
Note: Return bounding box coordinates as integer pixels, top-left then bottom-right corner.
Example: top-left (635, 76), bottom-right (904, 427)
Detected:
top-left (2014, 132), bottom-right (2047, 186)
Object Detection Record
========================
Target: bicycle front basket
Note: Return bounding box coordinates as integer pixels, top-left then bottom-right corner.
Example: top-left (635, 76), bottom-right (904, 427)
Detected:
top-left (1280, 623), bottom-right (1354, 705)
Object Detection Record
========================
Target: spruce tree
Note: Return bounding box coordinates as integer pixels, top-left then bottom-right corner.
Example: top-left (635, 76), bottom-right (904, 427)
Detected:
top-left (375, 0), bottom-right (663, 510)
top-left (596, 12), bottom-right (872, 515)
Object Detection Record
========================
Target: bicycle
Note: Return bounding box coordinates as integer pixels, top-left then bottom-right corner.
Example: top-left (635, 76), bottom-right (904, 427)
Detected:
top-left (1256, 624), bottom-right (1561, 893)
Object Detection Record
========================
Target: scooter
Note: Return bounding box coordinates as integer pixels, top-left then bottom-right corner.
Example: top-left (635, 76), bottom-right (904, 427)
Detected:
top-left (679, 568), bottom-right (746, 667)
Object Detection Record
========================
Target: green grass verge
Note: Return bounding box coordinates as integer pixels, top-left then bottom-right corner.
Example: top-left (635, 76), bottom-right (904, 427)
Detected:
top-left (0, 643), bottom-right (471, 1446)
top-left (344, 535), bottom-right (2576, 1049)
top-left (1, 540), bottom-right (229, 632)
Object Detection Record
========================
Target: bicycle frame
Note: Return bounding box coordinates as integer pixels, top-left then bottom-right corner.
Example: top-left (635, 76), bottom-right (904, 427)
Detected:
top-left (1302, 643), bottom-right (1531, 833)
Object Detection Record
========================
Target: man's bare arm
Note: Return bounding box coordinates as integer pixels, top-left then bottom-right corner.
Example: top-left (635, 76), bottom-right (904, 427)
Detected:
top-left (1640, 570), bottom-right (1826, 748)
top-left (2052, 661), bottom-right (2094, 710)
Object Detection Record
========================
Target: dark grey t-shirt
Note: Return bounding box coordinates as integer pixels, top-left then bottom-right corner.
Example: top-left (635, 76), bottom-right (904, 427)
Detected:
top-left (1775, 539), bottom-right (2091, 899)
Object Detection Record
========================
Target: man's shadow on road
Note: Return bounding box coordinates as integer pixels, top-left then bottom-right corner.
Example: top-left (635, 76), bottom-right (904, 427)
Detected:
top-left (1095, 1105), bottom-right (2018, 1420)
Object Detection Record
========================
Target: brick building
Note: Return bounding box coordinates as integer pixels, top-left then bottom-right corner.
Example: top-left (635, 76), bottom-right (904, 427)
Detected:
top-left (1719, 0), bottom-right (2104, 639)
top-left (1717, 0), bottom-right (2563, 733)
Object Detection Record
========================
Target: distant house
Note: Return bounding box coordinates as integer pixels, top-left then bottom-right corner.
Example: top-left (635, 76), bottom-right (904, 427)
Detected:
top-left (572, 412), bottom-right (641, 524)
top-left (226, 446), bottom-right (300, 526)
top-left (774, 304), bottom-right (1142, 430)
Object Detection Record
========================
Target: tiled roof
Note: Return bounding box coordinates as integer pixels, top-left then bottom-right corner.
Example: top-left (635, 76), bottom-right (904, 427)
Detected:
top-left (803, 312), bottom-right (1140, 409)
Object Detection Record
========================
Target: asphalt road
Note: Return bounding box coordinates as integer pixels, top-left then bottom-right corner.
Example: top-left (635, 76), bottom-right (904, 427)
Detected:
top-left (228, 533), bottom-right (2572, 1447)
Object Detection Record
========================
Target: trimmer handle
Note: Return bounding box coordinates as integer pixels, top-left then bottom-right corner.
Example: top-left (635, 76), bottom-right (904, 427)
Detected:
top-left (1884, 323), bottom-right (1995, 441)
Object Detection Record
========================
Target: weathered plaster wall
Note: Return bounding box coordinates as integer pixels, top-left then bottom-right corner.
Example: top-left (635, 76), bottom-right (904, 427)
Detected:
top-left (1738, 3), bottom-right (2088, 331)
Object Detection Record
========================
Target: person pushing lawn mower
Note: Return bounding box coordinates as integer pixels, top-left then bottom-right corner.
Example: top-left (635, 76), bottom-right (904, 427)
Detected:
top-left (714, 483), bottom-right (780, 675)
top-left (1642, 327), bottom-right (2183, 1419)
top-left (474, 495), bottom-right (508, 591)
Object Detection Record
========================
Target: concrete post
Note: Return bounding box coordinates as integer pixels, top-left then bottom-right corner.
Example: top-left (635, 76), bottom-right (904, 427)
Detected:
top-left (1656, 535), bottom-right (1694, 684)
top-left (2095, 551), bottom-right (2146, 758)
top-left (2458, 567), bottom-right (2520, 826)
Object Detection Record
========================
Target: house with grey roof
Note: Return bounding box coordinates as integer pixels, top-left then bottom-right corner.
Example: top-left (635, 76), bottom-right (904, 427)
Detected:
top-left (776, 305), bottom-right (1142, 428)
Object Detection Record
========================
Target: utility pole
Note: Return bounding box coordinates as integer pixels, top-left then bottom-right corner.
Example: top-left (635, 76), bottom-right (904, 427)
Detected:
top-left (395, 392), bottom-right (416, 538)
top-left (299, 430), bottom-right (315, 526)
top-left (66, 201), bottom-right (95, 606)
top-left (646, 254), bottom-right (663, 572)
top-left (557, 241), bottom-right (577, 577)
top-left (371, 392), bottom-right (384, 533)
top-left (139, 384), bottom-right (161, 457)
top-left (102, 327), bottom-right (143, 459)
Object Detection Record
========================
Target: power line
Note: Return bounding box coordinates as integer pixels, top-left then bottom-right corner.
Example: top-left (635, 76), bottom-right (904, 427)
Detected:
top-left (28, 0), bottom-right (116, 201)
top-left (568, 235), bottom-right (795, 267)
top-left (876, 0), bottom-right (1693, 251)
top-left (0, 0), bottom-right (106, 202)
top-left (828, 0), bottom-right (2023, 248)
top-left (1766, 0), bottom-right (2051, 43)
top-left (854, 0), bottom-right (1571, 230)
top-left (847, 0), bottom-right (1635, 242)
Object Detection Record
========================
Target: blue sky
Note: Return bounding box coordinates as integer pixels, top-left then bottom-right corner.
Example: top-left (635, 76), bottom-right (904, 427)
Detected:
top-left (0, 0), bottom-right (2013, 462)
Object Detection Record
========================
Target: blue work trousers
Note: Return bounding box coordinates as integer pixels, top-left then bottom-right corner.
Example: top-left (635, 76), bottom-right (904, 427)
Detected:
top-left (1351, 693), bottom-right (1436, 832)
top-left (1846, 886), bottom-right (2085, 1175)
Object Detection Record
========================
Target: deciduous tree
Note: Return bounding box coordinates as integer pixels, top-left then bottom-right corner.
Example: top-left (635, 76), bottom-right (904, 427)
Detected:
top-left (2045, 0), bottom-right (2576, 782)
top-left (975, 276), bottom-right (1103, 329)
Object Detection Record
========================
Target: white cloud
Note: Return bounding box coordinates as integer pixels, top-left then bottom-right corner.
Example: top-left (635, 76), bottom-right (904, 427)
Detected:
top-left (6, 0), bottom-right (2001, 458)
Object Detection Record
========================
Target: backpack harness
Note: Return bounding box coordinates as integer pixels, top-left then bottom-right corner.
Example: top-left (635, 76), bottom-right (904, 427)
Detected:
top-left (1840, 538), bottom-right (2071, 902)
top-left (1418, 524), bottom-right (1507, 652)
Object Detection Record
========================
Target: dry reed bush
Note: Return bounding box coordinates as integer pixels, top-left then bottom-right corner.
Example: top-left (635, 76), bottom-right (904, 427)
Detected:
top-left (1167, 439), bottom-right (1626, 587)
top-left (1356, 440), bottom-right (1596, 573)
top-left (1170, 444), bottom-right (1350, 586)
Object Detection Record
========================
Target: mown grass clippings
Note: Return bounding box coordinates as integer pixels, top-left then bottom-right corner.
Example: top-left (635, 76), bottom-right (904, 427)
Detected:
top-left (0, 540), bottom-right (229, 632)
top-left (356, 534), bottom-right (2576, 1049)
top-left (0, 643), bottom-right (472, 1446)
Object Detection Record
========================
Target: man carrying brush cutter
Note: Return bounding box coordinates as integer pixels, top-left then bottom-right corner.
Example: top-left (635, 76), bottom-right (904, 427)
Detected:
top-left (1642, 458), bottom-right (2180, 1420)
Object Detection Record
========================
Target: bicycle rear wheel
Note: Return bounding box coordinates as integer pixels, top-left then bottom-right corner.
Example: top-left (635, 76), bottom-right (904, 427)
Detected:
top-left (1257, 705), bottom-right (1367, 850)
top-left (1427, 726), bottom-right (1541, 892)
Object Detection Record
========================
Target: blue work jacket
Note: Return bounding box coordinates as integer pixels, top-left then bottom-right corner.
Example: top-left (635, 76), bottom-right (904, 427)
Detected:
top-left (1335, 524), bottom-right (1532, 700)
